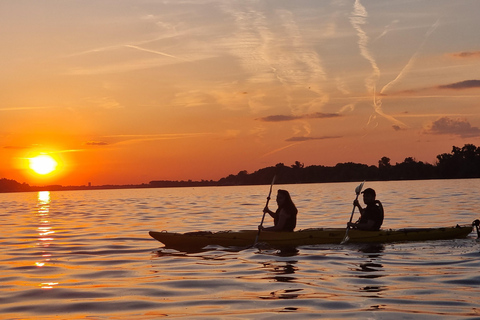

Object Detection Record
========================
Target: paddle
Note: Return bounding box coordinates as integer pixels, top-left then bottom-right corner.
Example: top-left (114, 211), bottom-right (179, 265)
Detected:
top-left (340, 181), bottom-right (365, 244)
top-left (253, 175), bottom-right (276, 246)
top-left (473, 219), bottom-right (480, 238)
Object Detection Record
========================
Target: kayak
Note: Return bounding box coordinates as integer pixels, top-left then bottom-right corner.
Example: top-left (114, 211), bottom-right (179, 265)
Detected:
top-left (149, 220), bottom-right (479, 251)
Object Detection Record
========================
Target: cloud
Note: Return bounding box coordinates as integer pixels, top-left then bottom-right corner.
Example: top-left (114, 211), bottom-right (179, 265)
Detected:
top-left (258, 112), bottom-right (340, 122)
top-left (393, 79), bottom-right (480, 95)
top-left (450, 51), bottom-right (480, 59)
top-left (85, 141), bottom-right (109, 146)
top-left (438, 80), bottom-right (480, 90)
top-left (260, 115), bottom-right (297, 122)
top-left (3, 145), bottom-right (28, 150)
top-left (286, 135), bottom-right (342, 142)
top-left (104, 133), bottom-right (212, 146)
top-left (392, 125), bottom-right (404, 131)
top-left (424, 117), bottom-right (480, 138)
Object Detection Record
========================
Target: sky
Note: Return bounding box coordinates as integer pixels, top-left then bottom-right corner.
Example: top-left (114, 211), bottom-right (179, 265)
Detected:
top-left (1, 0), bottom-right (480, 186)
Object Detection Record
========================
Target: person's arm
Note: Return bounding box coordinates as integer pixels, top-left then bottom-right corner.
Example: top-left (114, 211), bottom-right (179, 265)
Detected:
top-left (351, 219), bottom-right (375, 230)
top-left (263, 205), bottom-right (275, 218)
top-left (262, 209), bottom-right (287, 231)
top-left (347, 200), bottom-right (365, 228)
top-left (258, 207), bottom-right (277, 230)
top-left (353, 199), bottom-right (365, 214)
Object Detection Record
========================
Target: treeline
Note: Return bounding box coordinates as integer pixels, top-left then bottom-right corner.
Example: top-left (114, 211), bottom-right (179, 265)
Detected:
top-left (1, 144), bottom-right (480, 192)
top-left (215, 143), bottom-right (480, 185)
top-left (0, 178), bottom-right (31, 193)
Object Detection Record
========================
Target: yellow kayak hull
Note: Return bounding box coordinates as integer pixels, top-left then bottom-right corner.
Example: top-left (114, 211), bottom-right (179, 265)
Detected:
top-left (149, 224), bottom-right (474, 251)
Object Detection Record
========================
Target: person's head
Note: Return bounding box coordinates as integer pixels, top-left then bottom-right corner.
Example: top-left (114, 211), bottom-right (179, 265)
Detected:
top-left (362, 188), bottom-right (376, 204)
top-left (276, 189), bottom-right (294, 208)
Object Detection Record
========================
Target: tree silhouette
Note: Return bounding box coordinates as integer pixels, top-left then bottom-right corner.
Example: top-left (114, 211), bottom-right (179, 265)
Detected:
top-left (436, 144), bottom-right (480, 178)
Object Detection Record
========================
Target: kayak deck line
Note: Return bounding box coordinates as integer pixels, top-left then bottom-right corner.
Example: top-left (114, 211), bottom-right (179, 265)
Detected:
top-left (149, 219), bottom-right (479, 251)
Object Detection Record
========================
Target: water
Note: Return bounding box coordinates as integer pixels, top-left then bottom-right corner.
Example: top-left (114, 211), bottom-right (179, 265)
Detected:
top-left (1, 179), bottom-right (479, 319)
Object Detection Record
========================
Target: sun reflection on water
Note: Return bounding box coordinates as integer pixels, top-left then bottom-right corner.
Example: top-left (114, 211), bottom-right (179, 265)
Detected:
top-left (39, 282), bottom-right (59, 289)
top-left (37, 191), bottom-right (54, 247)
top-left (35, 191), bottom-right (58, 289)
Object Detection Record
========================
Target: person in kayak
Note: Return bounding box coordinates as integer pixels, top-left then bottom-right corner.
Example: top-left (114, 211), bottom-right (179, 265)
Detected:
top-left (259, 189), bottom-right (298, 232)
top-left (348, 187), bottom-right (384, 231)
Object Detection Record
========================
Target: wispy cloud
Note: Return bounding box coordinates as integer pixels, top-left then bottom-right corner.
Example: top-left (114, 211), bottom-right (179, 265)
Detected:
top-left (3, 145), bottom-right (29, 150)
top-left (395, 79), bottom-right (480, 94)
top-left (286, 135), bottom-right (341, 142)
top-left (84, 141), bottom-right (109, 146)
top-left (438, 80), bottom-right (480, 90)
top-left (67, 57), bottom-right (176, 75)
top-left (65, 20), bottom-right (201, 75)
top-left (220, 3), bottom-right (327, 114)
top-left (124, 45), bottom-right (190, 62)
top-left (104, 133), bottom-right (212, 146)
top-left (258, 112), bottom-right (340, 122)
top-left (450, 51), bottom-right (480, 59)
top-left (424, 117), bottom-right (480, 138)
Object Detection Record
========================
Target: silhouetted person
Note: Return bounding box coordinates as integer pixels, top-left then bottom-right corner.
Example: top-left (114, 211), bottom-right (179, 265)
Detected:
top-left (348, 188), bottom-right (384, 231)
top-left (259, 189), bottom-right (297, 232)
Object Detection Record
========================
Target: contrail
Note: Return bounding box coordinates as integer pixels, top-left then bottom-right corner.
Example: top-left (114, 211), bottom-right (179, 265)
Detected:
top-left (260, 142), bottom-right (301, 158)
top-left (350, 0), bottom-right (380, 95)
top-left (350, 0), bottom-right (406, 129)
top-left (373, 18), bottom-right (441, 129)
top-left (374, 20), bottom-right (399, 42)
top-left (380, 18), bottom-right (441, 95)
top-left (124, 45), bottom-right (189, 61)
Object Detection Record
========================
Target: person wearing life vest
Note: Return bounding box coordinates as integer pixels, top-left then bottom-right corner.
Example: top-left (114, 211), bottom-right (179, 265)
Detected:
top-left (348, 188), bottom-right (384, 231)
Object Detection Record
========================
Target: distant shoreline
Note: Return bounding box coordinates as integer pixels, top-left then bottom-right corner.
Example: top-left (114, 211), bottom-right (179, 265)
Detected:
top-left (1, 143), bottom-right (479, 193)
top-left (24, 176), bottom-right (480, 193)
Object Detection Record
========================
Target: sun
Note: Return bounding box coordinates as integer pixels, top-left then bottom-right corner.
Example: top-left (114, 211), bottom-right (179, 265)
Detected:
top-left (29, 155), bottom-right (58, 175)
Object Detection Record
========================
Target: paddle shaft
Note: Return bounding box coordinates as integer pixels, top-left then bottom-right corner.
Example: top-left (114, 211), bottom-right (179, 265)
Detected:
top-left (253, 176), bottom-right (276, 245)
top-left (341, 181), bottom-right (364, 244)
top-left (347, 193), bottom-right (361, 224)
top-left (340, 196), bottom-right (358, 244)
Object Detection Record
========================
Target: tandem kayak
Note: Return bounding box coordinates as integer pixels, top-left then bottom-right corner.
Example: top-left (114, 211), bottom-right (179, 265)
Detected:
top-left (149, 220), bottom-right (480, 251)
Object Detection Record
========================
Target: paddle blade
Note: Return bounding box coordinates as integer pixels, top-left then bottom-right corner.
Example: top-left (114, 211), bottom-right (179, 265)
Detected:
top-left (355, 181), bottom-right (365, 195)
top-left (340, 234), bottom-right (349, 245)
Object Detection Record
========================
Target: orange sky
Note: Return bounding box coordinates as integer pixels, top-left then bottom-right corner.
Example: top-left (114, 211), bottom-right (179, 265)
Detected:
top-left (1, 0), bottom-right (480, 186)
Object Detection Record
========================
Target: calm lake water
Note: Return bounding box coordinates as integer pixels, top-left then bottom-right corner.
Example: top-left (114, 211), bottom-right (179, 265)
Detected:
top-left (1, 179), bottom-right (479, 319)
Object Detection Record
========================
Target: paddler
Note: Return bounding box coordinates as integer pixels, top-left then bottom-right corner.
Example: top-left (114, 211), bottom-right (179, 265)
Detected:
top-left (348, 187), bottom-right (384, 231)
top-left (259, 189), bottom-right (298, 232)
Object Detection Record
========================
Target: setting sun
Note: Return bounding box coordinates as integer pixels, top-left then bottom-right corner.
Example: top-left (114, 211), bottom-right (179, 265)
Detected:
top-left (29, 155), bottom-right (58, 175)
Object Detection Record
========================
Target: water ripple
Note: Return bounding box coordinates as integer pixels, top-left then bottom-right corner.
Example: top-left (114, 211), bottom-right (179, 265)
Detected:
top-left (0, 181), bottom-right (479, 318)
